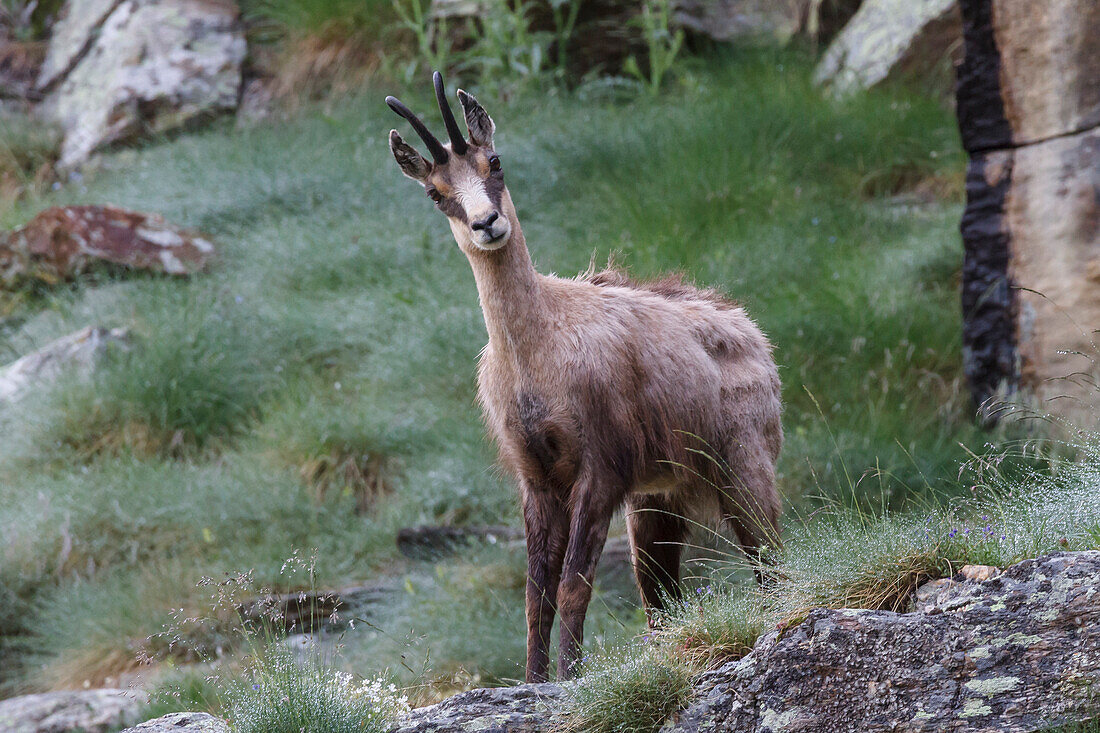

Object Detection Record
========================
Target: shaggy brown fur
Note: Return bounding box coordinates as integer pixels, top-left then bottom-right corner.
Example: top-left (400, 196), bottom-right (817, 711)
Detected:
top-left (387, 79), bottom-right (783, 682)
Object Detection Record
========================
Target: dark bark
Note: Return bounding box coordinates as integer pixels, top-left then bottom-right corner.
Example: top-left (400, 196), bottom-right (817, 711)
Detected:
top-left (959, 153), bottom-right (1018, 415)
top-left (956, 0), bottom-right (1012, 153)
top-left (956, 0), bottom-right (1019, 415)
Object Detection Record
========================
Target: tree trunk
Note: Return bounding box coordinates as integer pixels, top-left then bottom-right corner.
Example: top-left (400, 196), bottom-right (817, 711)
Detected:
top-left (957, 0), bottom-right (1100, 423)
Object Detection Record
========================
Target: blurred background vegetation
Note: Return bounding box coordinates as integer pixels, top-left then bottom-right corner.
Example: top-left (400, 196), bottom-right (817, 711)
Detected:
top-left (2, 0), bottom-right (1084, 724)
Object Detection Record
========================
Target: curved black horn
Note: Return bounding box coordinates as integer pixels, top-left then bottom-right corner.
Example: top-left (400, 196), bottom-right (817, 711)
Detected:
top-left (386, 95), bottom-right (448, 165)
top-left (434, 71), bottom-right (468, 156)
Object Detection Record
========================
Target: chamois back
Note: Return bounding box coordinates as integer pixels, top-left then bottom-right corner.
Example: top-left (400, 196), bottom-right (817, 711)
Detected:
top-left (581, 264), bottom-right (739, 311)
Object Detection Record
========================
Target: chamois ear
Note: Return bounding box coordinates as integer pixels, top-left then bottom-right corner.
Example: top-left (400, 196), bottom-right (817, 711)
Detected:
top-left (457, 89), bottom-right (495, 148)
top-left (389, 129), bottom-right (431, 181)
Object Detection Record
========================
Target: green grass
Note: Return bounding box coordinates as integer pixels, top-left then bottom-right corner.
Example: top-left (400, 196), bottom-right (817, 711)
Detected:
top-left (0, 111), bottom-right (60, 217)
top-left (240, 0), bottom-right (394, 41)
top-left (1047, 717), bottom-right (1100, 733)
top-left (0, 0), bottom-right (63, 41)
top-left (0, 46), bottom-right (991, 694)
top-left (139, 668), bottom-right (226, 720)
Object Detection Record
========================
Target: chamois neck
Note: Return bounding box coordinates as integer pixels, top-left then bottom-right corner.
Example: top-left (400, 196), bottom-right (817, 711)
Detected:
top-left (464, 213), bottom-right (544, 351)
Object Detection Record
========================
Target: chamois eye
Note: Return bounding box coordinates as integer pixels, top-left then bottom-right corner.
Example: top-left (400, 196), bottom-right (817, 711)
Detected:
top-left (488, 155), bottom-right (501, 172)
top-left (426, 188), bottom-right (442, 203)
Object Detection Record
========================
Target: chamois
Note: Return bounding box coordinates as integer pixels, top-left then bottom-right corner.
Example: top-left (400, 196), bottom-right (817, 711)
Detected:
top-left (386, 73), bottom-right (783, 682)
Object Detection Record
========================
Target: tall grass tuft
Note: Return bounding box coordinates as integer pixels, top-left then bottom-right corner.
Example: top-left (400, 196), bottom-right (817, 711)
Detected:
top-left (23, 288), bottom-right (282, 456)
top-left (652, 586), bottom-right (769, 669)
top-left (559, 645), bottom-right (694, 733)
top-left (775, 512), bottom-right (950, 619)
top-left (227, 645), bottom-right (410, 733)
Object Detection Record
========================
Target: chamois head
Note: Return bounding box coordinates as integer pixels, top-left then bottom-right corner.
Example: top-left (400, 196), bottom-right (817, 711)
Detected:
top-left (387, 72), bottom-right (512, 252)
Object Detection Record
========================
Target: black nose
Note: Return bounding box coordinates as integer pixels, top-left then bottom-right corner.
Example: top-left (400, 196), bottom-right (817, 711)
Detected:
top-left (471, 212), bottom-right (499, 232)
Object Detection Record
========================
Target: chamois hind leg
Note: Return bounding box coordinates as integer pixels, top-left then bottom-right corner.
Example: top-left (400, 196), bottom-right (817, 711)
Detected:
top-left (556, 472), bottom-right (618, 680)
top-left (522, 481), bottom-right (569, 683)
top-left (626, 495), bottom-right (687, 625)
top-left (719, 444), bottom-right (782, 585)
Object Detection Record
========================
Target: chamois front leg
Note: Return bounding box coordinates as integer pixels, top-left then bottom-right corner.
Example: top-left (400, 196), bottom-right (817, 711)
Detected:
top-left (523, 482), bottom-right (568, 683)
top-left (557, 474), bottom-right (618, 679)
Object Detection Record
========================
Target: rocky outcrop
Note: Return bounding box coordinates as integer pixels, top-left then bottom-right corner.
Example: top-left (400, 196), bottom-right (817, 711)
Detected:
top-left (0, 689), bottom-right (145, 733)
top-left (0, 326), bottom-right (129, 403)
top-left (0, 205), bottom-right (214, 288)
top-left (957, 0), bottom-right (1100, 421)
top-left (393, 683), bottom-right (564, 733)
top-left (663, 551), bottom-right (1100, 732)
top-left (814, 0), bottom-right (962, 96)
top-left (36, 0), bottom-right (245, 169)
top-left (122, 712), bottom-right (229, 732)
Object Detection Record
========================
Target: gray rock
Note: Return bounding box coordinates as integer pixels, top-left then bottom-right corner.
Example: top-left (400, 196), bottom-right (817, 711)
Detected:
top-left (0, 689), bottom-right (145, 733)
top-left (121, 712), bottom-right (229, 733)
top-left (393, 683), bottom-right (564, 733)
top-left (0, 326), bottom-right (129, 403)
top-left (813, 0), bottom-right (962, 97)
top-left (38, 0), bottom-right (245, 169)
top-left (662, 551), bottom-right (1100, 732)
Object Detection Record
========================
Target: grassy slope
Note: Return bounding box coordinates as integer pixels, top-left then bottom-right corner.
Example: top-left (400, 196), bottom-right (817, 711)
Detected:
top-left (0, 47), bottom-right (984, 691)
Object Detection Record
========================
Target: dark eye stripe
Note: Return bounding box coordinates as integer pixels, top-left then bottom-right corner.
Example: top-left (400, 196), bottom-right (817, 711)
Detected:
top-left (438, 195), bottom-right (467, 223)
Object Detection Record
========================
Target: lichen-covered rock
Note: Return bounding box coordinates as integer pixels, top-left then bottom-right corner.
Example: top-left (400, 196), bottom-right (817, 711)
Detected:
top-left (35, 0), bottom-right (122, 92)
top-left (813, 0), bottom-right (962, 97)
top-left (39, 0), bottom-right (245, 169)
top-left (392, 683), bottom-right (563, 733)
top-left (121, 712), bottom-right (230, 733)
top-left (0, 325), bottom-right (129, 403)
top-left (663, 551), bottom-right (1100, 732)
top-left (0, 205), bottom-right (214, 288)
top-left (0, 689), bottom-right (145, 733)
